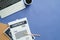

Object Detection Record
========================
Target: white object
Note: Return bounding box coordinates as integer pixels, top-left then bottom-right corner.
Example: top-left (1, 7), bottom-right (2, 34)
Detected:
top-left (8, 18), bottom-right (34, 40)
top-left (0, 0), bottom-right (32, 18)
top-left (0, 0), bottom-right (25, 18)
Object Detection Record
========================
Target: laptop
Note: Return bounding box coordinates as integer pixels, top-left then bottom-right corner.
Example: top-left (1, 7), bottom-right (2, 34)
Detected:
top-left (0, 0), bottom-right (32, 18)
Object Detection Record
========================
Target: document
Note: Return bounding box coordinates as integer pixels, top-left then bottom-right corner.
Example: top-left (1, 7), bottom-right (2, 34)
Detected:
top-left (8, 18), bottom-right (34, 40)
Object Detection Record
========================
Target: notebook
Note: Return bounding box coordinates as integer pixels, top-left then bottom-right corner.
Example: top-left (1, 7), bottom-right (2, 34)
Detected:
top-left (0, 23), bottom-right (10, 40)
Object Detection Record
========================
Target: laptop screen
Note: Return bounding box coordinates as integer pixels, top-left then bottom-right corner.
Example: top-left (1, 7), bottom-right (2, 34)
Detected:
top-left (0, 0), bottom-right (21, 10)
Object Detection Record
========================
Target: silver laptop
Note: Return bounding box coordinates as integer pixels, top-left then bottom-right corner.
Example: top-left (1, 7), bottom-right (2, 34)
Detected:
top-left (0, 0), bottom-right (32, 18)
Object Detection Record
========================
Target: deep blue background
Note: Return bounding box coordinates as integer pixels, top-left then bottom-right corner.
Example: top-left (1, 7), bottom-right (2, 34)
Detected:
top-left (0, 0), bottom-right (60, 40)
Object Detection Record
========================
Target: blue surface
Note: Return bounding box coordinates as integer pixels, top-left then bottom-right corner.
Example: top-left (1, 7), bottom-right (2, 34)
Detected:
top-left (0, 0), bottom-right (60, 40)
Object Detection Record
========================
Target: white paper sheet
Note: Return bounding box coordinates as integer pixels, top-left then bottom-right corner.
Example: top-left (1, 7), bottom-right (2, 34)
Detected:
top-left (8, 18), bottom-right (34, 40)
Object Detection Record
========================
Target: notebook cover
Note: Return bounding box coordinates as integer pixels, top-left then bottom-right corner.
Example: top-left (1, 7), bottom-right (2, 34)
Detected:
top-left (0, 23), bottom-right (10, 40)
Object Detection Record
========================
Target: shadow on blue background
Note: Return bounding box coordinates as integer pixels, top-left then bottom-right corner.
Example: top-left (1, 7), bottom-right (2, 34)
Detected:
top-left (0, 0), bottom-right (60, 40)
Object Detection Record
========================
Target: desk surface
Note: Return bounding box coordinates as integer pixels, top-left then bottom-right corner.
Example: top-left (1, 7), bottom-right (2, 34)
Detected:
top-left (0, 0), bottom-right (60, 40)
